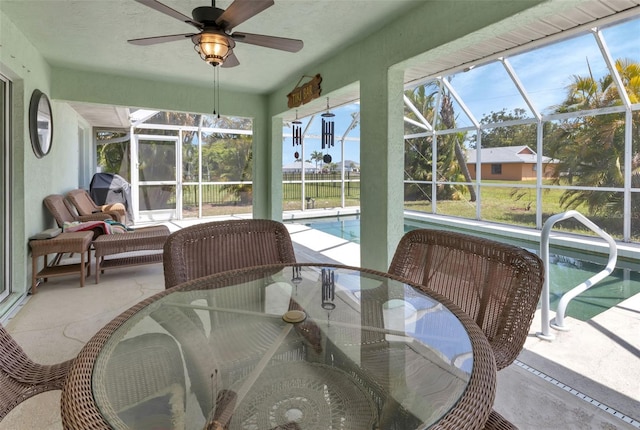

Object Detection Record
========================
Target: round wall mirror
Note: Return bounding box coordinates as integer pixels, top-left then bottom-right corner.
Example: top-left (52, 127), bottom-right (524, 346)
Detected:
top-left (29, 89), bottom-right (53, 158)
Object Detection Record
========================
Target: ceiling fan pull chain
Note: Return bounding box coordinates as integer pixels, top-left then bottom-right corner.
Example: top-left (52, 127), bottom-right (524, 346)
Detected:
top-left (212, 65), bottom-right (218, 117)
top-left (216, 66), bottom-right (221, 118)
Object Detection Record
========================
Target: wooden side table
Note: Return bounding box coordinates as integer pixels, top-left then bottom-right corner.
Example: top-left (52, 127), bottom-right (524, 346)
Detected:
top-left (29, 231), bottom-right (93, 293)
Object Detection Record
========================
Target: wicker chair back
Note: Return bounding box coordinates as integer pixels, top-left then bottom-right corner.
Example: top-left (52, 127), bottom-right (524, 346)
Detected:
top-left (66, 189), bottom-right (126, 224)
top-left (43, 194), bottom-right (111, 228)
top-left (389, 228), bottom-right (544, 371)
top-left (163, 219), bottom-right (296, 289)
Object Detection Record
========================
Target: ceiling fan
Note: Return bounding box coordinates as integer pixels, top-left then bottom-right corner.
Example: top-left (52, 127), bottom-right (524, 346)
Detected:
top-left (128, 0), bottom-right (304, 68)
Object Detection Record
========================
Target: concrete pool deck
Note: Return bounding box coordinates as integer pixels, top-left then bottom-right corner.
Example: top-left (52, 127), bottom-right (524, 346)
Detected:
top-left (2, 216), bottom-right (639, 429)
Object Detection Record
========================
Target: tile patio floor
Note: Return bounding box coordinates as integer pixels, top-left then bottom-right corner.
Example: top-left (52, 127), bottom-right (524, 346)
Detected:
top-left (2, 220), bottom-right (639, 429)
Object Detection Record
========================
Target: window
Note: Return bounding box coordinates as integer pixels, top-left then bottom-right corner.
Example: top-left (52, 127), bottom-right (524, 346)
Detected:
top-left (491, 164), bottom-right (502, 175)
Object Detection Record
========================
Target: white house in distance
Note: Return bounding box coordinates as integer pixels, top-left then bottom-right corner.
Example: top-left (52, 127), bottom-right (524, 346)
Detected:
top-left (466, 145), bottom-right (558, 181)
top-left (282, 160), bottom-right (320, 174)
top-left (335, 160), bottom-right (360, 172)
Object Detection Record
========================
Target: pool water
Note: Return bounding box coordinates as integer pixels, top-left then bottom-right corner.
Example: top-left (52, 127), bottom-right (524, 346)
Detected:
top-left (291, 215), bottom-right (640, 321)
top-left (304, 217), bottom-right (362, 244)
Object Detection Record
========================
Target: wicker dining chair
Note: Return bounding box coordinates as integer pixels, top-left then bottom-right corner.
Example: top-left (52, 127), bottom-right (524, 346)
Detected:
top-left (65, 189), bottom-right (127, 225)
top-left (0, 324), bottom-right (74, 421)
top-left (389, 229), bottom-right (544, 430)
top-left (389, 228), bottom-right (544, 370)
top-left (97, 333), bottom-right (186, 429)
top-left (163, 219), bottom-right (297, 289)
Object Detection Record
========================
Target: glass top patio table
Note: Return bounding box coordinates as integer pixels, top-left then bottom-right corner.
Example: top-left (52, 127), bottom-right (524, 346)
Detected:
top-left (61, 263), bottom-right (496, 430)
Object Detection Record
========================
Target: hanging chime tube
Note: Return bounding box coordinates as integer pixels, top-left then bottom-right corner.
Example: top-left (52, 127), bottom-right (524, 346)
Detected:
top-left (330, 120), bottom-right (334, 147)
top-left (292, 121), bottom-right (301, 146)
top-left (321, 115), bottom-right (335, 149)
top-left (322, 118), bottom-right (327, 149)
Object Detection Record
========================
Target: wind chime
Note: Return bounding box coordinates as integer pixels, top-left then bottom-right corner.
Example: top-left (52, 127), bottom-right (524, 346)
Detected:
top-left (292, 110), bottom-right (302, 160)
top-left (321, 98), bottom-right (335, 163)
top-left (321, 98), bottom-right (335, 150)
top-left (292, 110), bottom-right (302, 147)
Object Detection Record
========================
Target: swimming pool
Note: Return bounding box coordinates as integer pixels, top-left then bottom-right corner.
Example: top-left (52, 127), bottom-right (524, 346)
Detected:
top-left (288, 215), bottom-right (640, 321)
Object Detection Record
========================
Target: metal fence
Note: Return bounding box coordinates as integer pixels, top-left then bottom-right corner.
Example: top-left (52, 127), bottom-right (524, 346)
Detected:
top-left (282, 172), bottom-right (361, 200)
top-left (180, 174), bottom-right (361, 207)
top-left (182, 183), bottom-right (250, 206)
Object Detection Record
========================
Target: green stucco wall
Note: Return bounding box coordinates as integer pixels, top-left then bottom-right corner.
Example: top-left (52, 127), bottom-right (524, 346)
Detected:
top-left (1, 10), bottom-right (94, 313)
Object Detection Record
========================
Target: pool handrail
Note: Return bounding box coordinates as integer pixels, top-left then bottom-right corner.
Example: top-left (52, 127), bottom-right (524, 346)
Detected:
top-left (537, 210), bottom-right (618, 340)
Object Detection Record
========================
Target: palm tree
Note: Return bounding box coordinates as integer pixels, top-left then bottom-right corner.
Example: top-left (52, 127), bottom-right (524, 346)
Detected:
top-left (403, 84), bottom-right (438, 200)
top-left (548, 58), bottom-right (640, 216)
top-left (404, 81), bottom-right (475, 201)
top-left (439, 90), bottom-right (477, 202)
top-left (310, 150), bottom-right (324, 171)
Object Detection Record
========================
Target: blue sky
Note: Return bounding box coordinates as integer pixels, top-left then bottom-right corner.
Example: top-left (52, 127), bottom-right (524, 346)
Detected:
top-left (453, 17), bottom-right (639, 121)
top-left (282, 17), bottom-right (639, 166)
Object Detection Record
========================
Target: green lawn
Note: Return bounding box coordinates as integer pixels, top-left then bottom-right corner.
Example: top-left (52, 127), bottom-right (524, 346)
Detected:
top-left (183, 179), bottom-right (633, 240)
top-left (404, 181), bottom-right (631, 240)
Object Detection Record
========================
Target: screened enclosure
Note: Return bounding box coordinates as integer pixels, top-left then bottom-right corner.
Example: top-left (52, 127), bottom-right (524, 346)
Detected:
top-left (402, 16), bottom-right (640, 242)
top-left (96, 111), bottom-right (253, 222)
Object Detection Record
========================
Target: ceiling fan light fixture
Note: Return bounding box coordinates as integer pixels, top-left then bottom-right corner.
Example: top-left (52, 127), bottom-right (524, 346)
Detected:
top-left (193, 32), bottom-right (235, 66)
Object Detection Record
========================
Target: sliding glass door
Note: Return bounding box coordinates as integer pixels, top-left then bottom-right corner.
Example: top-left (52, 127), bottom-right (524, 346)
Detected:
top-left (0, 74), bottom-right (11, 302)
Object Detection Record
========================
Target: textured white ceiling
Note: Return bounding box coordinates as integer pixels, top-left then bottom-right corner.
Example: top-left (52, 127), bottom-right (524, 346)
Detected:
top-left (1, 0), bottom-right (423, 93)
